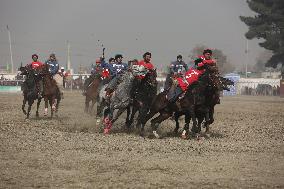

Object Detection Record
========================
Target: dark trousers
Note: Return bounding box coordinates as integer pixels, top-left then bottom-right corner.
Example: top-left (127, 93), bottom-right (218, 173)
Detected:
top-left (167, 85), bottom-right (183, 103)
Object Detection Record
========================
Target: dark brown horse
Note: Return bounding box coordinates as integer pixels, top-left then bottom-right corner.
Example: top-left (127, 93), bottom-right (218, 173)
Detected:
top-left (20, 66), bottom-right (42, 118)
top-left (125, 69), bottom-right (158, 130)
top-left (139, 66), bottom-right (221, 138)
top-left (174, 76), bottom-right (234, 139)
top-left (40, 64), bottom-right (61, 118)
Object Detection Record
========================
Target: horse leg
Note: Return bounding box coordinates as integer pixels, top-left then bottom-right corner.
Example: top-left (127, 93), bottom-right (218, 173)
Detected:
top-left (139, 109), bottom-right (158, 137)
top-left (181, 112), bottom-right (191, 139)
top-left (150, 111), bottom-right (172, 139)
top-left (36, 98), bottom-right (41, 118)
top-left (44, 98), bottom-right (48, 116)
top-left (27, 100), bottom-right (33, 119)
top-left (125, 106), bottom-right (131, 129)
top-left (174, 112), bottom-right (180, 134)
top-left (135, 106), bottom-right (146, 129)
top-left (85, 96), bottom-right (90, 114)
top-left (111, 107), bottom-right (126, 124)
top-left (190, 107), bottom-right (198, 137)
top-left (90, 99), bottom-right (96, 115)
top-left (22, 97), bottom-right (27, 115)
top-left (49, 98), bottom-right (54, 118)
top-left (204, 108), bottom-right (211, 137)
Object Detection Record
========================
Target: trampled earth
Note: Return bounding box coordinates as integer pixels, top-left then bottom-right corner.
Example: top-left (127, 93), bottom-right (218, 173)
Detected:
top-left (0, 92), bottom-right (284, 188)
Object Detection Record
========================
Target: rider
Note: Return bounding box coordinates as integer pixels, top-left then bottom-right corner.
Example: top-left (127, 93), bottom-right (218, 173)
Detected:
top-left (27, 54), bottom-right (44, 97)
top-left (164, 54), bottom-right (188, 90)
top-left (45, 53), bottom-right (65, 98)
top-left (166, 58), bottom-right (204, 103)
top-left (197, 49), bottom-right (216, 67)
top-left (166, 49), bottom-right (217, 103)
top-left (130, 52), bottom-right (155, 99)
top-left (105, 54), bottom-right (128, 97)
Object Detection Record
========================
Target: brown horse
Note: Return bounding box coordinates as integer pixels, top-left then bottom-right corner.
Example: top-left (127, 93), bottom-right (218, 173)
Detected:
top-left (40, 64), bottom-right (61, 118)
top-left (139, 66), bottom-right (221, 138)
top-left (84, 73), bottom-right (104, 114)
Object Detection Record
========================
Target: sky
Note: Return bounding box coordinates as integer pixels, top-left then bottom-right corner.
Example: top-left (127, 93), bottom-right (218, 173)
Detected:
top-left (0, 0), bottom-right (265, 72)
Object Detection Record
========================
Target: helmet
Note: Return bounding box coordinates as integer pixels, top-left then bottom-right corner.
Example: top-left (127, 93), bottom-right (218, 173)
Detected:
top-left (61, 66), bottom-right (65, 70)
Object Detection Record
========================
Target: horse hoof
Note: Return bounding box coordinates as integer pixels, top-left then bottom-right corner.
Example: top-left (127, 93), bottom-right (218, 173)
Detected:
top-left (205, 133), bottom-right (211, 138)
top-left (153, 131), bottom-right (160, 139)
top-left (181, 130), bottom-right (187, 139)
top-left (96, 119), bottom-right (101, 124)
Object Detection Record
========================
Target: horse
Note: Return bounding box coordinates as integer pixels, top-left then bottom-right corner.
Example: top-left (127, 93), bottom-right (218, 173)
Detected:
top-left (40, 64), bottom-right (61, 118)
top-left (125, 69), bottom-right (158, 130)
top-left (139, 66), bottom-right (221, 138)
top-left (20, 66), bottom-right (42, 119)
top-left (101, 71), bottom-right (144, 134)
top-left (84, 72), bottom-right (105, 114)
top-left (173, 76), bottom-right (234, 138)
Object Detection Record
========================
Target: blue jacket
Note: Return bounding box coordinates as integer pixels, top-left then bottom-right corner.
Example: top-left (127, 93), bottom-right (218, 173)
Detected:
top-left (110, 62), bottom-right (128, 78)
top-left (45, 60), bottom-right (59, 76)
top-left (169, 61), bottom-right (188, 75)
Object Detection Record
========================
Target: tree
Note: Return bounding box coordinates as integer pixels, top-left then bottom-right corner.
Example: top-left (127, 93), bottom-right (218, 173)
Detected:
top-left (253, 50), bottom-right (273, 72)
top-left (189, 44), bottom-right (235, 74)
top-left (240, 0), bottom-right (284, 69)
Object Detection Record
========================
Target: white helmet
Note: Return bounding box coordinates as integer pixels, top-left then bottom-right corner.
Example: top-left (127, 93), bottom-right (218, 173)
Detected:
top-left (61, 67), bottom-right (65, 70)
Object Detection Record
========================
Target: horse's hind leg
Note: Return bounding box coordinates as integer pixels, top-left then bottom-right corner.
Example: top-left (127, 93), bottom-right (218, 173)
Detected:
top-left (36, 98), bottom-right (41, 118)
top-left (139, 109), bottom-right (157, 137)
top-left (150, 111), bottom-right (172, 138)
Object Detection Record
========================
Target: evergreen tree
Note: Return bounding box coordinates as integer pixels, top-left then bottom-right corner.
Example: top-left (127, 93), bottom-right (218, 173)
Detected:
top-left (240, 0), bottom-right (284, 69)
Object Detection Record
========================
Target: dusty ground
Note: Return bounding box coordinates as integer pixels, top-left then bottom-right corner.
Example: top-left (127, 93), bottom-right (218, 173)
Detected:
top-left (0, 91), bottom-right (283, 188)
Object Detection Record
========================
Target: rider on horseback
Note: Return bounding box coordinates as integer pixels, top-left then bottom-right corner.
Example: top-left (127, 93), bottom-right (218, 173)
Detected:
top-left (130, 52), bottom-right (155, 98)
top-left (164, 54), bottom-right (188, 90)
top-left (166, 49), bottom-right (217, 103)
top-left (45, 53), bottom-right (65, 98)
top-left (25, 54), bottom-right (44, 98)
top-left (83, 56), bottom-right (111, 95)
top-left (105, 54), bottom-right (128, 97)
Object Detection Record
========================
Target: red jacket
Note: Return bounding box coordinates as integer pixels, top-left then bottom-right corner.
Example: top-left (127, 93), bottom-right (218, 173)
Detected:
top-left (31, 61), bottom-right (43, 69)
top-left (137, 60), bottom-right (154, 70)
top-left (197, 55), bottom-right (216, 67)
top-left (177, 68), bottom-right (203, 91)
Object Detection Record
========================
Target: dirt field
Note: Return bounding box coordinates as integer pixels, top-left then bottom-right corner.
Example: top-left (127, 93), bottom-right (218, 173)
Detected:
top-left (0, 92), bottom-right (283, 188)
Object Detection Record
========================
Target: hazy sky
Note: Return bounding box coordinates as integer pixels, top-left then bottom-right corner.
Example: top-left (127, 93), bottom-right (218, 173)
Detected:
top-left (0, 0), bottom-right (264, 72)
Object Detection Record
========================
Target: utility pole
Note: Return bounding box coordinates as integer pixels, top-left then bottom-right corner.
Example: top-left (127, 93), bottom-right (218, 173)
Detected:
top-left (67, 40), bottom-right (71, 71)
top-left (245, 39), bottom-right (249, 78)
top-left (7, 25), bottom-right (14, 74)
